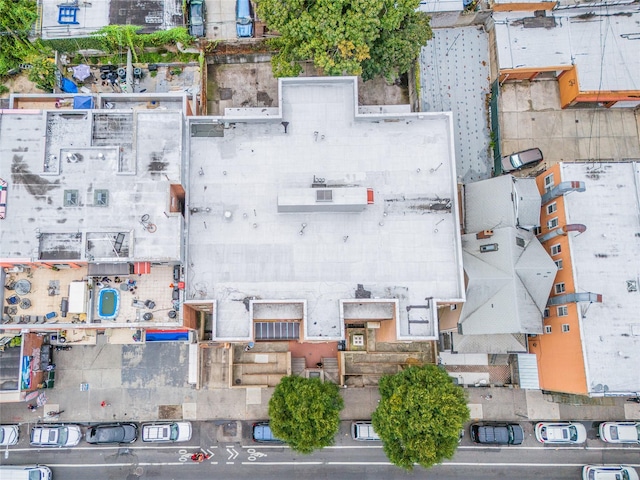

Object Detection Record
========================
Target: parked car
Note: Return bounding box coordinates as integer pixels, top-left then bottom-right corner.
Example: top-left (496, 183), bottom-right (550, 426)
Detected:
top-left (470, 423), bottom-right (524, 445)
top-left (236, 0), bottom-right (253, 38)
top-left (501, 147), bottom-right (543, 173)
top-left (85, 423), bottom-right (138, 444)
top-left (599, 421), bottom-right (640, 444)
top-left (141, 422), bottom-right (192, 443)
top-left (351, 421), bottom-right (380, 441)
top-left (252, 422), bottom-right (283, 443)
top-left (0, 425), bottom-right (19, 446)
top-left (582, 465), bottom-right (639, 480)
top-left (30, 424), bottom-right (82, 447)
top-left (0, 465), bottom-right (52, 479)
top-left (189, 0), bottom-right (206, 38)
top-left (534, 422), bottom-right (587, 444)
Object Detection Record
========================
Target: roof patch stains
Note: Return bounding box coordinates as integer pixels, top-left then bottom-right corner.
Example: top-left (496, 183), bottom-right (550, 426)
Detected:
top-left (11, 155), bottom-right (60, 197)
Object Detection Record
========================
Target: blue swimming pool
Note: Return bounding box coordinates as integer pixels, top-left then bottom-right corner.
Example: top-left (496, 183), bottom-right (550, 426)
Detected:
top-left (98, 288), bottom-right (119, 319)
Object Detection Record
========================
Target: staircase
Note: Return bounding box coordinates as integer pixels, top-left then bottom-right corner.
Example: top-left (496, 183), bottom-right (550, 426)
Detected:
top-left (291, 357), bottom-right (306, 376)
top-left (322, 357), bottom-right (339, 384)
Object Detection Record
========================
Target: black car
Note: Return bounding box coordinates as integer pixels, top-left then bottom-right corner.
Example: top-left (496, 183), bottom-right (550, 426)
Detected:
top-left (470, 423), bottom-right (524, 445)
top-left (85, 423), bottom-right (138, 444)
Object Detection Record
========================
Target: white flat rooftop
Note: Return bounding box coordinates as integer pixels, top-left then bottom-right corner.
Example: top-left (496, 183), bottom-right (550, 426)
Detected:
top-left (0, 108), bottom-right (184, 263)
top-left (186, 77), bottom-right (465, 341)
top-left (494, 5), bottom-right (640, 92)
top-left (561, 162), bottom-right (640, 394)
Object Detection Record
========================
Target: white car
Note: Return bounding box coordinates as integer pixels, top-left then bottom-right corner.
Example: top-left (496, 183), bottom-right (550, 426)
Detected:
top-left (0, 425), bottom-right (19, 446)
top-left (534, 422), bottom-right (587, 444)
top-left (30, 424), bottom-right (82, 447)
top-left (599, 422), bottom-right (640, 444)
top-left (582, 465), bottom-right (639, 480)
top-left (141, 422), bottom-right (192, 443)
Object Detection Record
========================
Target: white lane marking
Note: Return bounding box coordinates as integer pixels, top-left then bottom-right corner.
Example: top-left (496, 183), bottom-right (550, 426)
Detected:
top-left (38, 463), bottom-right (189, 467)
top-left (240, 462), bottom-right (323, 465)
top-left (457, 445), bottom-right (640, 451)
top-left (8, 445), bottom-right (206, 452)
top-left (22, 460), bottom-right (640, 468)
top-left (441, 462), bottom-right (640, 467)
top-left (226, 446), bottom-right (239, 460)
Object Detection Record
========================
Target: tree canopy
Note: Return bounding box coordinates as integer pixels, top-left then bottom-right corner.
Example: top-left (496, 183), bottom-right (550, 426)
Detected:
top-left (256, 0), bottom-right (432, 81)
top-left (0, 0), bottom-right (40, 75)
top-left (372, 365), bottom-right (470, 470)
top-left (268, 376), bottom-right (344, 454)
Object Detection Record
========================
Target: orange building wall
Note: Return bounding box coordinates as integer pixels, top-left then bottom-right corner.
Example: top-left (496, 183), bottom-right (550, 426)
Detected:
top-left (530, 164), bottom-right (588, 394)
top-left (558, 66), bottom-right (580, 109)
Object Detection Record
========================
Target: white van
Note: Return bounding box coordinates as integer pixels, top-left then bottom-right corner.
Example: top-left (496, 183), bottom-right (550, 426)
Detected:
top-left (0, 465), bottom-right (52, 480)
top-left (351, 421), bottom-right (380, 441)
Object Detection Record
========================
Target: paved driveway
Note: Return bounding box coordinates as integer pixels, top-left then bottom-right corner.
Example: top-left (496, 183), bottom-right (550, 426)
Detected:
top-left (499, 81), bottom-right (640, 167)
top-left (205, 0), bottom-right (237, 40)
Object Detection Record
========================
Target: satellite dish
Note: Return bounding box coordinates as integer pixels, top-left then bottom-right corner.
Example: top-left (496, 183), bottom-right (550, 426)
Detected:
top-left (593, 384), bottom-right (603, 392)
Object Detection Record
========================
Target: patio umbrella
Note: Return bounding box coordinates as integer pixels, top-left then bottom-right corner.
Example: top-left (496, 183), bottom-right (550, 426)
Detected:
top-left (72, 64), bottom-right (91, 82)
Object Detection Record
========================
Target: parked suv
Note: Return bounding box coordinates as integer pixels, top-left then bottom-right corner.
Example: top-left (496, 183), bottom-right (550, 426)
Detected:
top-left (351, 421), bottom-right (380, 441)
top-left (30, 424), bottom-right (82, 447)
top-left (141, 422), bottom-right (192, 443)
top-left (470, 423), bottom-right (524, 445)
top-left (252, 422), bottom-right (283, 443)
top-left (501, 147), bottom-right (543, 173)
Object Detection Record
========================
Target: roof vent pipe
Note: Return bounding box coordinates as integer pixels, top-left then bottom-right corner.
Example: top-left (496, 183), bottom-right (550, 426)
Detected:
top-left (542, 181), bottom-right (586, 204)
top-left (538, 224), bottom-right (586, 243)
top-left (547, 292), bottom-right (603, 306)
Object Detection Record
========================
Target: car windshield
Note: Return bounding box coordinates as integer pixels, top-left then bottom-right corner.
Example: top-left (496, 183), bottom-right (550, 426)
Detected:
top-left (170, 424), bottom-right (178, 441)
top-left (510, 154), bottom-right (523, 169)
top-left (238, 17), bottom-right (251, 25)
top-left (191, 5), bottom-right (203, 25)
top-left (568, 426), bottom-right (577, 441)
top-left (57, 428), bottom-right (68, 445)
top-left (610, 425), bottom-right (619, 440)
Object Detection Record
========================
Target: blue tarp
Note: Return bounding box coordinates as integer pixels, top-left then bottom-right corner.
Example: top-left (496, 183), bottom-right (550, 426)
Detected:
top-left (73, 95), bottom-right (93, 109)
top-left (61, 77), bottom-right (78, 93)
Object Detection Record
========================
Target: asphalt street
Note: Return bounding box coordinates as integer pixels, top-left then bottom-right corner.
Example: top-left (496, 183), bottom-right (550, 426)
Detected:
top-left (3, 421), bottom-right (640, 479)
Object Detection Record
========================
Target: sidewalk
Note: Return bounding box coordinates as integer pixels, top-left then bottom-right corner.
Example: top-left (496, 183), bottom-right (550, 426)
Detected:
top-left (2, 338), bottom-right (639, 425)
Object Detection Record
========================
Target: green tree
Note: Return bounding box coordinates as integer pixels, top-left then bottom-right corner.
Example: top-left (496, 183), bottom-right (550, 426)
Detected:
top-left (0, 0), bottom-right (39, 75)
top-left (372, 365), bottom-right (469, 470)
top-left (268, 376), bottom-right (344, 454)
top-left (256, 0), bottom-right (432, 81)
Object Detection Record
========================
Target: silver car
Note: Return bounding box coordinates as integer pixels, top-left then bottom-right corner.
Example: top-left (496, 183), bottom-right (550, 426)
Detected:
top-left (141, 422), bottom-right (192, 443)
top-left (0, 425), bottom-right (19, 446)
top-left (30, 424), bottom-right (82, 447)
top-left (599, 422), bottom-right (640, 444)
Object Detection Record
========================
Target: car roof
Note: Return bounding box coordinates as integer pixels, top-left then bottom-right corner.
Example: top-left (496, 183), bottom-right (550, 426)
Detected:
top-left (253, 423), bottom-right (274, 441)
top-left (88, 423), bottom-right (135, 442)
top-left (614, 424), bottom-right (639, 441)
top-left (477, 425), bottom-right (510, 443)
top-left (31, 426), bottom-right (60, 444)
